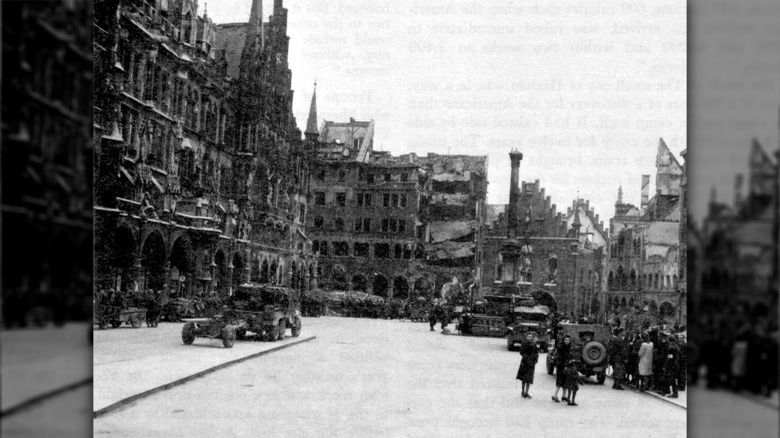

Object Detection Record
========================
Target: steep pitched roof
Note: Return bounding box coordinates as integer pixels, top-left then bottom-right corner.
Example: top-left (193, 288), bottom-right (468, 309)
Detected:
top-left (305, 84), bottom-right (318, 135)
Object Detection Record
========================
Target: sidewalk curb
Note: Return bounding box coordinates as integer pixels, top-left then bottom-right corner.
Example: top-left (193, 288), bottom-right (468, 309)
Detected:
top-left (1, 376), bottom-right (93, 418)
top-left (732, 390), bottom-right (780, 410)
top-left (605, 375), bottom-right (687, 409)
top-left (93, 335), bottom-right (316, 419)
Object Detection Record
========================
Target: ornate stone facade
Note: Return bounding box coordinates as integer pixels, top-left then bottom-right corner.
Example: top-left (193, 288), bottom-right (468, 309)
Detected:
top-left (93, 0), bottom-right (313, 300)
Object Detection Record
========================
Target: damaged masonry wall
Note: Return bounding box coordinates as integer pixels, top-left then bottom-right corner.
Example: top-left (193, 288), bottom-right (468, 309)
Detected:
top-left (403, 153), bottom-right (488, 293)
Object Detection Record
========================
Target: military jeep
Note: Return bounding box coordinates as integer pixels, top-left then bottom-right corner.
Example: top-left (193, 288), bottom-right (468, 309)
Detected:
top-left (230, 285), bottom-right (302, 342)
top-left (546, 323), bottom-right (611, 384)
top-left (505, 305), bottom-right (551, 352)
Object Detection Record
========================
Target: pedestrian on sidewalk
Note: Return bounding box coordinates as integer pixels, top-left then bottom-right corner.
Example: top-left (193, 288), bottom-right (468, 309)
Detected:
top-left (638, 333), bottom-right (654, 392)
top-left (563, 359), bottom-right (580, 406)
top-left (552, 335), bottom-right (572, 403)
top-left (516, 332), bottom-right (539, 399)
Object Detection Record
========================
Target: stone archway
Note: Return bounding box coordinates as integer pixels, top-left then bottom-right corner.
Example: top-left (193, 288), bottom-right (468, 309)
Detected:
top-left (659, 301), bottom-right (675, 320)
top-left (352, 274), bottom-right (368, 292)
top-left (648, 300), bottom-right (658, 315)
top-left (415, 276), bottom-right (433, 298)
top-left (269, 259), bottom-right (278, 284)
top-left (393, 276), bottom-right (409, 299)
top-left (141, 231), bottom-right (166, 292)
top-left (620, 297), bottom-right (627, 308)
top-left (251, 254), bottom-right (261, 282)
top-left (260, 258), bottom-right (269, 284)
top-left (332, 265), bottom-right (347, 291)
top-left (232, 252), bottom-right (245, 292)
top-left (113, 226), bottom-right (137, 292)
top-left (214, 249), bottom-right (229, 297)
top-left (373, 274), bottom-right (388, 298)
top-left (608, 271), bottom-right (614, 291)
top-left (170, 235), bottom-right (195, 297)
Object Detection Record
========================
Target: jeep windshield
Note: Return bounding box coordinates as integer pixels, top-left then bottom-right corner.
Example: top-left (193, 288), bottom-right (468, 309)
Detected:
top-left (232, 287), bottom-right (289, 311)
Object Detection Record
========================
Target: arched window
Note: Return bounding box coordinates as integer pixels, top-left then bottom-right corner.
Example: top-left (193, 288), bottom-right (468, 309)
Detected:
top-left (547, 254), bottom-right (558, 284)
top-left (183, 13), bottom-right (193, 43)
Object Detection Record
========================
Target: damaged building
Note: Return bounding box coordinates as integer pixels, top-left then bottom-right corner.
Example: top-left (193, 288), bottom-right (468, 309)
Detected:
top-left (695, 140), bottom-right (777, 319)
top-left (305, 116), bottom-right (423, 298)
top-left (409, 153), bottom-right (488, 297)
top-left (93, 0), bottom-right (314, 300)
top-left (606, 139), bottom-right (686, 324)
top-left (483, 150), bottom-right (603, 316)
top-left (304, 106), bottom-right (488, 299)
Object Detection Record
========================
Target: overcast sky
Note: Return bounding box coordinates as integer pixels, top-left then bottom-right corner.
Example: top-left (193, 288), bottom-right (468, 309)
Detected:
top-left (208, 0), bottom-right (687, 224)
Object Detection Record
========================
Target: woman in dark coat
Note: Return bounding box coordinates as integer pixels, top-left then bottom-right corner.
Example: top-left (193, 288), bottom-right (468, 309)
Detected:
top-left (552, 335), bottom-right (572, 402)
top-left (516, 332), bottom-right (539, 398)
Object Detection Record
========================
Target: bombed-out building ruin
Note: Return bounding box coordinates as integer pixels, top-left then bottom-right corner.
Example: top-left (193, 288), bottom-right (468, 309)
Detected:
top-left (304, 101), bottom-right (488, 299)
top-left (409, 153), bottom-right (488, 298)
top-left (606, 139), bottom-right (686, 324)
top-left (93, 0), bottom-right (314, 300)
top-left (305, 116), bottom-right (423, 299)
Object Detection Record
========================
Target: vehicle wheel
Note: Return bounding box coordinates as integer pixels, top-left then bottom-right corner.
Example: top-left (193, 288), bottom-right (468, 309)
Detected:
top-left (291, 317), bottom-right (302, 338)
top-left (547, 361), bottom-right (555, 375)
top-left (277, 320), bottom-right (286, 341)
top-left (181, 322), bottom-right (196, 345)
top-left (236, 328), bottom-right (247, 341)
top-left (582, 341), bottom-right (607, 366)
top-left (263, 328), bottom-right (277, 342)
top-left (130, 316), bottom-right (142, 328)
top-left (111, 321), bottom-right (122, 328)
top-left (222, 326), bottom-right (236, 348)
top-left (507, 339), bottom-right (515, 352)
top-left (597, 370), bottom-right (606, 385)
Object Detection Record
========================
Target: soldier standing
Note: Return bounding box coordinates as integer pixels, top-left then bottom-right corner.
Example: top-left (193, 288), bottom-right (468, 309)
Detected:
top-left (608, 328), bottom-right (627, 390)
top-left (663, 333), bottom-right (681, 398)
top-left (429, 299), bottom-right (439, 331)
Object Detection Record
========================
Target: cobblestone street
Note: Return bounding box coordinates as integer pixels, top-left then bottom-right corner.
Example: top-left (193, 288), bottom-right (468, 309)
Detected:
top-left (94, 317), bottom-right (685, 437)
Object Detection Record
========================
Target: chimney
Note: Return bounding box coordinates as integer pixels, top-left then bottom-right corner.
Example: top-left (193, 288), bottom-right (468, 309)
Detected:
top-left (641, 174), bottom-right (650, 211)
top-left (734, 174), bottom-right (744, 207)
top-left (508, 149), bottom-right (523, 239)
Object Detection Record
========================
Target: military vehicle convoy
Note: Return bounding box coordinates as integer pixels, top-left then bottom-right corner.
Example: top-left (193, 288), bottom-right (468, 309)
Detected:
top-left (181, 284), bottom-right (302, 347)
top-left (455, 292), bottom-right (553, 347)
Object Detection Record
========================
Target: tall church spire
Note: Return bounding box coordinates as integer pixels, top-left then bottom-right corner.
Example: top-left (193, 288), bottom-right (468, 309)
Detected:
top-left (305, 81), bottom-right (318, 141)
top-left (244, 0), bottom-right (263, 55)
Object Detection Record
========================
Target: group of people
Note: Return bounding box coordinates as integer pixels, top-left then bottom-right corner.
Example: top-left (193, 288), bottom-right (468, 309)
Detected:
top-left (516, 333), bottom-right (582, 406)
top-left (606, 327), bottom-right (686, 397)
top-left (691, 311), bottom-right (777, 397)
top-left (514, 325), bottom-right (687, 405)
top-left (328, 296), bottom-right (413, 320)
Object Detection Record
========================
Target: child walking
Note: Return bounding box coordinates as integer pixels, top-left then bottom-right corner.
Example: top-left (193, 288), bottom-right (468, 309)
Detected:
top-left (563, 359), bottom-right (580, 406)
